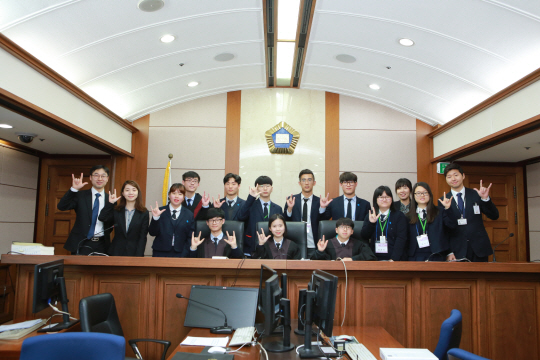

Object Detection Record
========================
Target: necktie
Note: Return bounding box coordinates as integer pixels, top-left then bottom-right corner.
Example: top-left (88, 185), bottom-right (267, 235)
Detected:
top-left (213, 237), bottom-right (219, 251)
top-left (263, 203), bottom-right (269, 219)
top-left (228, 201), bottom-right (233, 208)
top-left (341, 243), bottom-right (346, 248)
top-left (346, 198), bottom-right (352, 219)
top-left (456, 193), bottom-right (464, 214)
top-left (87, 193), bottom-right (101, 239)
top-left (187, 199), bottom-right (192, 207)
top-left (380, 214), bottom-right (386, 222)
top-left (422, 210), bottom-right (427, 219)
top-left (302, 198), bottom-right (309, 222)
top-left (276, 243), bottom-right (281, 250)
top-left (172, 210), bottom-right (177, 220)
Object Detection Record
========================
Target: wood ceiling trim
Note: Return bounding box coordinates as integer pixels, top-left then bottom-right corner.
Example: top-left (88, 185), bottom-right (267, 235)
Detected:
top-left (263, 0), bottom-right (277, 87)
top-left (0, 33), bottom-right (138, 133)
top-left (290, 0), bottom-right (316, 88)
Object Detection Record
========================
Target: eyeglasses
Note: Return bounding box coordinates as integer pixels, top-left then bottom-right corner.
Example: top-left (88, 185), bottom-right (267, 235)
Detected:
top-left (377, 196), bottom-right (392, 201)
top-left (91, 174), bottom-right (109, 179)
top-left (414, 192), bottom-right (429, 197)
top-left (258, 184), bottom-right (272, 189)
top-left (341, 181), bottom-right (356, 186)
top-left (338, 225), bottom-right (352, 231)
top-left (300, 178), bottom-right (314, 183)
top-left (208, 218), bottom-right (223, 224)
top-left (184, 178), bottom-right (199, 184)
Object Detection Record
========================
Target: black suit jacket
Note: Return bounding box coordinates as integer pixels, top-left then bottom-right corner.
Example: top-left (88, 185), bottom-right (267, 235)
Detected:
top-left (322, 195), bottom-right (371, 221)
top-left (441, 188), bottom-right (499, 258)
top-left (183, 193), bottom-right (209, 220)
top-left (219, 197), bottom-right (246, 221)
top-left (361, 211), bottom-right (408, 261)
top-left (149, 206), bottom-right (195, 256)
top-left (98, 204), bottom-right (149, 256)
top-left (283, 194), bottom-right (321, 247)
top-left (57, 189), bottom-right (112, 252)
top-left (253, 239), bottom-right (301, 260)
top-left (188, 234), bottom-right (242, 258)
top-left (310, 238), bottom-right (376, 261)
top-left (407, 206), bottom-right (456, 258)
top-left (237, 195), bottom-right (283, 256)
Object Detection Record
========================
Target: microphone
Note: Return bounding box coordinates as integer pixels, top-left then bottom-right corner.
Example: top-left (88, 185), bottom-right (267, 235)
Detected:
top-left (76, 224), bottom-right (117, 255)
top-left (492, 233), bottom-right (514, 263)
top-left (176, 293), bottom-right (233, 334)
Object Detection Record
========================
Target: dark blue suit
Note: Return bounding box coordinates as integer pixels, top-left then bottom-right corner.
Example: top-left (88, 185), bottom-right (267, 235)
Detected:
top-left (219, 197), bottom-right (246, 221)
top-left (237, 195), bottom-right (283, 256)
top-left (149, 206), bottom-right (195, 257)
top-left (360, 211), bottom-right (408, 261)
top-left (440, 188), bottom-right (499, 260)
top-left (321, 195), bottom-right (371, 221)
top-left (283, 194), bottom-right (321, 248)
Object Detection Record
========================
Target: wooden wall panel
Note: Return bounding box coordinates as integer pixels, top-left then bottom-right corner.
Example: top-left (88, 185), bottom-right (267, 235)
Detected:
top-left (225, 91), bottom-right (241, 175)
top-left (325, 92), bottom-right (340, 198)
top-left (416, 119), bottom-right (435, 185)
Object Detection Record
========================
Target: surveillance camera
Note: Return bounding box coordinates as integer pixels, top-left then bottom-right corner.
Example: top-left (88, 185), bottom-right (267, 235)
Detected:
top-left (15, 132), bottom-right (38, 144)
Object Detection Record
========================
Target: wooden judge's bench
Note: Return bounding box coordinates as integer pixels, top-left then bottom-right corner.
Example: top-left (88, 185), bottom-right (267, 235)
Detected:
top-left (2, 255), bottom-right (540, 360)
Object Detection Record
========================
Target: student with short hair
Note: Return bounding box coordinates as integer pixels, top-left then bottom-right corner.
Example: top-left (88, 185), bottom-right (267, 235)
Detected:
top-left (311, 218), bottom-right (376, 261)
top-left (320, 172), bottom-right (370, 221)
top-left (394, 178), bottom-right (413, 214)
top-left (188, 208), bottom-right (242, 258)
top-left (360, 186), bottom-right (408, 261)
top-left (211, 173), bottom-right (245, 221)
top-left (150, 183), bottom-right (195, 257)
top-left (253, 214), bottom-right (301, 260)
top-left (237, 176), bottom-right (283, 257)
top-left (182, 171), bottom-right (210, 219)
top-left (440, 164), bottom-right (498, 262)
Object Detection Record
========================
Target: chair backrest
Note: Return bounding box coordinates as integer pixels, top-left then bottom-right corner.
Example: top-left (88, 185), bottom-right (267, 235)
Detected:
top-left (79, 293), bottom-right (124, 336)
top-left (195, 220), bottom-right (245, 254)
top-left (20, 332), bottom-right (125, 360)
top-left (447, 348), bottom-right (491, 360)
top-left (434, 309), bottom-right (463, 360)
top-left (256, 221), bottom-right (307, 259)
top-left (318, 220), bottom-right (366, 242)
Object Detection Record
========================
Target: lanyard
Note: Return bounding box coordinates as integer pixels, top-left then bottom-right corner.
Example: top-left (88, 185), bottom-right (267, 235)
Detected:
top-left (416, 214), bottom-right (427, 236)
top-left (375, 212), bottom-right (390, 240)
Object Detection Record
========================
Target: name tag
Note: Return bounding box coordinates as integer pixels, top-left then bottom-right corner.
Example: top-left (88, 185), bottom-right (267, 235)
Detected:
top-left (379, 236), bottom-right (386, 243)
top-left (417, 234), bottom-right (430, 248)
top-left (458, 218), bottom-right (468, 225)
top-left (375, 242), bottom-right (388, 253)
top-left (473, 204), bottom-right (480, 214)
top-left (306, 223), bottom-right (311, 234)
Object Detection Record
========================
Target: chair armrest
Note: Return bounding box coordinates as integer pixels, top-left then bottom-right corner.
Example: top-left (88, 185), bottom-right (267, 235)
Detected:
top-left (128, 339), bottom-right (171, 360)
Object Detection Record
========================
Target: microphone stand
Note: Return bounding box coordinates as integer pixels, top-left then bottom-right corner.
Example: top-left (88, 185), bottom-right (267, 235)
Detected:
top-left (492, 233), bottom-right (514, 262)
top-left (76, 224), bottom-right (117, 255)
top-left (176, 293), bottom-right (233, 334)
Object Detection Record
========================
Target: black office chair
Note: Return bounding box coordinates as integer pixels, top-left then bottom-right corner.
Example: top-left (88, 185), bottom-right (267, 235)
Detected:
top-left (318, 220), bottom-right (366, 243)
top-left (195, 220), bottom-right (244, 255)
top-left (79, 293), bottom-right (171, 360)
top-left (256, 221), bottom-right (307, 259)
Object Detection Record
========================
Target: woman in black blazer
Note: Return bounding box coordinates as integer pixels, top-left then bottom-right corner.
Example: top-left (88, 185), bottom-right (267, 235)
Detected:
top-left (361, 185), bottom-right (408, 261)
top-left (253, 214), bottom-right (301, 260)
top-left (99, 180), bottom-right (149, 257)
top-left (394, 178), bottom-right (413, 214)
top-left (406, 182), bottom-right (456, 261)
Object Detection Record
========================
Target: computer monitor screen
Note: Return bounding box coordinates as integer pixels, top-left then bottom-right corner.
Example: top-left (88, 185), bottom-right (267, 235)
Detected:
top-left (309, 269), bottom-right (338, 337)
top-left (32, 259), bottom-right (64, 313)
top-left (258, 264), bottom-right (277, 312)
top-left (184, 286), bottom-right (259, 330)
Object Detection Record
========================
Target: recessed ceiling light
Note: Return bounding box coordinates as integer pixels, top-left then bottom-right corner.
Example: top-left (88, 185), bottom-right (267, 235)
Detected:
top-left (335, 54), bottom-right (356, 63)
top-left (399, 38), bottom-right (414, 46)
top-left (160, 34), bottom-right (175, 43)
top-left (369, 84), bottom-right (380, 90)
top-left (187, 82), bottom-right (199, 87)
top-left (138, 0), bottom-right (164, 12)
top-left (0, 124), bottom-right (13, 128)
top-left (214, 53), bottom-right (235, 62)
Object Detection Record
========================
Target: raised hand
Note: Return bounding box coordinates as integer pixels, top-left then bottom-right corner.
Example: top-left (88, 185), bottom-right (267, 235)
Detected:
top-left (72, 173), bottom-right (88, 191)
top-left (257, 227), bottom-right (271, 245)
top-left (368, 206), bottom-right (381, 223)
top-left (191, 231), bottom-right (204, 248)
top-left (446, 253), bottom-right (456, 262)
top-left (201, 191), bottom-right (210, 207)
top-left (150, 201), bottom-right (166, 218)
top-left (317, 236), bottom-right (328, 252)
top-left (320, 193), bottom-right (333, 208)
top-left (286, 194), bottom-right (295, 212)
top-left (438, 192), bottom-right (453, 209)
top-left (213, 194), bottom-right (225, 208)
top-left (108, 189), bottom-right (122, 204)
top-left (224, 231), bottom-right (237, 248)
top-left (249, 184), bottom-right (261, 198)
top-left (473, 180), bottom-right (492, 200)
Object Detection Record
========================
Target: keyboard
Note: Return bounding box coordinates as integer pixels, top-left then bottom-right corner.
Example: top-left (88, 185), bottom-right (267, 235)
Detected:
top-left (229, 326), bottom-right (256, 346)
top-left (345, 343), bottom-right (377, 360)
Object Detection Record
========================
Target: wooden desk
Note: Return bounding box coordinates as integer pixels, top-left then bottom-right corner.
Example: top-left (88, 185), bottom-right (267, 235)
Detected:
top-left (3, 255), bottom-right (540, 360)
top-left (168, 323), bottom-right (403, 360)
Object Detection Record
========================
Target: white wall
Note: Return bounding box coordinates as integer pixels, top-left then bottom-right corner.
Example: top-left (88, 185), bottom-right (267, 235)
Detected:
top-left (0, 146), bottom-right (39, 259)
top-left (527, 162), bottom-right (540, 261)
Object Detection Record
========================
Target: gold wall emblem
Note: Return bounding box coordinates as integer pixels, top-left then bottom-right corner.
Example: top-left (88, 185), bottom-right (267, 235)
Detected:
top-left (264, 121), bottom-right (300, 154)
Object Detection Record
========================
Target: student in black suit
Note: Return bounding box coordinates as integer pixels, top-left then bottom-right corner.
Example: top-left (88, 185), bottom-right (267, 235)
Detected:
top-left (284, 169), bottom-right (324, 258)
top-left (99, 180), bottom-right (149, 257)
top-left (58, 165), bottom-right (113, 255)
top-left (320, 172), bottom-right (370, 222)
top-left (253, 214), bottom-right (301, 260)
top-left (441, 164), bottom-right (499, 262)
top-left (311, 218), bottom-right (376, 261)
top-left (181, 171), bottom-right (210, 219)
top-left (210, 173), bottom-right (246, 221)
top-left (406, 182), bottom-right (457, 261)
top-left (150, 183), bottom-right (195, 257)
top-left (361, 186), bottom-right (408, 261)
top-left (237, 176), bottom-right (283, 257)
top-left (394, 178), bottom-right (413, 214)
top-left (188, 208), bottom-right (242, 258)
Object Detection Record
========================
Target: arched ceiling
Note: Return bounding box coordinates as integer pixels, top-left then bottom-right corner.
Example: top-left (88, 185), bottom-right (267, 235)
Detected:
top-left (1, 0), bottom-right (540, 125)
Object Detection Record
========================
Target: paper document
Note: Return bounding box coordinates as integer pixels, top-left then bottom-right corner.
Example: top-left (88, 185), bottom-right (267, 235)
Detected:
top-left (0, 319), bottom-right (44, 332)
top-left (180, 336), bottom-right (229, 347)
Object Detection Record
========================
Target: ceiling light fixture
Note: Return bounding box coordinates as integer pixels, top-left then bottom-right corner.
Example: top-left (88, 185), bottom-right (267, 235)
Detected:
top-left (160, 34), bottom-right (175, 43)
top-left (0, 124), bottom-right (13, 128)
top-left (336, 54), bottom-right (356, 63)
top-left (187, 81), bottom-right (199, 87)
top-left (369, 84), bottom-right (380, 90)
top-left (138, 0), bottom-right (164, 12)
top-left (214, 53), bottom-right (235, 62)
top-left (399, 38), bottom-right (414, 46)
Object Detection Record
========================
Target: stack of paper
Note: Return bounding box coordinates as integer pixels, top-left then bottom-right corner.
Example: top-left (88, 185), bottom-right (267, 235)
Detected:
top-left (11, 242), bottom-right (54, 255)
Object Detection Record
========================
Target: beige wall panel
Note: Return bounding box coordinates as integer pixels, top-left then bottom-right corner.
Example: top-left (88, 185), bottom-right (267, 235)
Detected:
top-left (147, 127), bottom-right (226, 169)
top-left (339, 130), bottom-right (416, 173)
top-left (528, 197), bottom-right (540, 232)
top-left (529, 232), bottom-right (540, 262)
top-left (340, 96), bottom-right (416, 130)
top-left (433, 115), bottom-right (491, 157)
top-left (239, 89), bottom-right (326, 204)
top-left (527, 162), bottom-right (540, 198)
top-left (0, 147), bottom-right (39, 189)
top-left (344, 172), bottom-right (418, 204)
top-left (0, 223), bottom-right (35, 259)
top-left (0, 184), bottom-right (37, 223)
top-left (149, 94), bottom-right (227, 127)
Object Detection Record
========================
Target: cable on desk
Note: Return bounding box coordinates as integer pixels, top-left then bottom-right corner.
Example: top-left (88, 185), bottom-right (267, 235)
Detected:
top-left (232, 258), bottom-right (246, 287)
top-left (336, 258), bottom-right (348, 326)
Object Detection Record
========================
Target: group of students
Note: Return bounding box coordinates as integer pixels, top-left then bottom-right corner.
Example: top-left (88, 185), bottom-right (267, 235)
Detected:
top-left (59, 163), bottom-right (498, 262)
